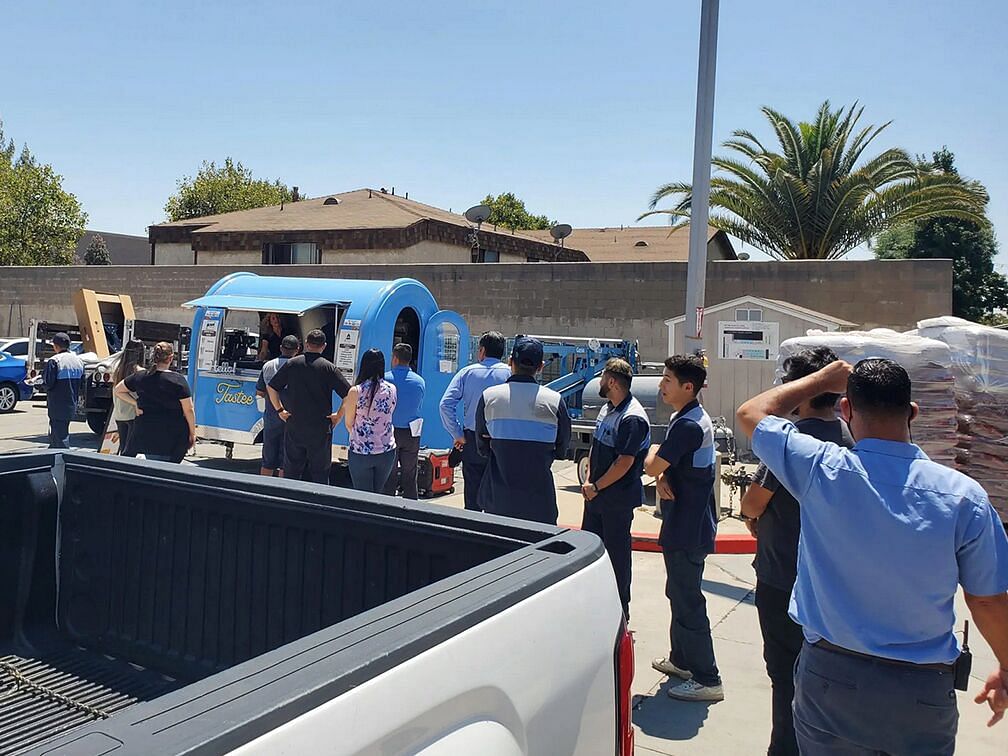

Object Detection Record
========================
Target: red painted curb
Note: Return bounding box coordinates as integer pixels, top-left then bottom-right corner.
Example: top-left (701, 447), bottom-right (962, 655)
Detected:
top-left (561, 525), bottom-right (757, 555)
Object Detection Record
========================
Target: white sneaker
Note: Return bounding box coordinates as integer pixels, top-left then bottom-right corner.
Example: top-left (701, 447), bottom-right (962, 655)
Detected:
top-left (667, 678), bottom-right (724, 702)
top-left (651, 657), bottom-right (692, 680)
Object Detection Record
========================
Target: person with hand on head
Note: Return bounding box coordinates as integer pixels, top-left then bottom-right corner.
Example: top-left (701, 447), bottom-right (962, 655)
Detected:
top-left (581, 358), bottom-right (651, 620)
top-left (644, 355), bottom-right (723, 703)
top-left (474, 336), bottom-right (571, 523)
top-left (267, 329), bottom-right (350, 484)
top-left (344, 348), bottom-right (397, 494)
top-left (42, 332), bottom-right (85, 449)
top-left (740, 346), bottom-right (853, 756)
top-left (256, 334), bottom-right (299, 477)
top-left (439, 331), bottom-right (510, 511)
top-left (382, 343), bottom-right (425, 499)
top-left (737, 357), bottom-right (1008, 753)
top-left (114, 341), bottom-right (195, 463)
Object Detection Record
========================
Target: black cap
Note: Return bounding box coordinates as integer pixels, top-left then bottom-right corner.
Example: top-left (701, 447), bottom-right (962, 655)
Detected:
top-left (52, 332), bottom-right (71, 348)
top-left (281, 334), bottom-right (300, 351)
top-left (511, 336), bottom-right (544, 368)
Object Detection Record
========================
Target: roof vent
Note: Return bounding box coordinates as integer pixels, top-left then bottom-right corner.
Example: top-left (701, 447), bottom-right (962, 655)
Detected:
top-left (634, 240), bottom-right (649, 247)
top-left (323, 197), bottom-right (340, 205)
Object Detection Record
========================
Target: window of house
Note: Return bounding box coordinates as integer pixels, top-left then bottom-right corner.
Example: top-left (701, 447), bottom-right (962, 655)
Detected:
top-left (735, 307), bottom-right (764, 322)
top-left (263, 242), bottom-right (320, 264)
top-left (483, 248), bottom-right (500, 263)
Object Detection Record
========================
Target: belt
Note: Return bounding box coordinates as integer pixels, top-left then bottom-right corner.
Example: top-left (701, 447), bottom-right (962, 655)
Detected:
top-left (814, 639), bottom-right (954, 673)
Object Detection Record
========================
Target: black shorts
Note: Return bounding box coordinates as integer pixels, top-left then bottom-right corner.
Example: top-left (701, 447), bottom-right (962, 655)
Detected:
top-left (262, 425), bottom-right (285, 469)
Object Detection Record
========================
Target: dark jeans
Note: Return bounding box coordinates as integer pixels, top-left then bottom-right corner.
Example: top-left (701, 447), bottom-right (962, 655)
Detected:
top-left (461, 429), bottom-right (487, 511)
top-left (383, 427), bottom-right (420, 499)
top-left (48, 417), bottom-right (70, 449)
top-left (284, 430), bottom-right (332, 484)
top-left (794, 641), bottom-right (958, 755)
top-left (664, 548), bottom-right (721, 687)
top-left (116, 420), bottom-right (136, 457)
top-left (348, 449), bottom-right (397, 493)
top-left (261, 425), bottom-right (285, 470)
top-left (756, 581), bottom-right (802, 756)
top-left (581, 502), bottom-right (634, 619)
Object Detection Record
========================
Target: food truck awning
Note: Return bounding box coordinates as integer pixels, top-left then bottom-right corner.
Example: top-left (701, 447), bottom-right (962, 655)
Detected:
top-left (181, 295), bottom-right (344, 316)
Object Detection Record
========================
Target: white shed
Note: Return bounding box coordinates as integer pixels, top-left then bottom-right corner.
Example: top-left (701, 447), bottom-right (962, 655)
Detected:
top-left (665, 296), bottom-right (857, 455)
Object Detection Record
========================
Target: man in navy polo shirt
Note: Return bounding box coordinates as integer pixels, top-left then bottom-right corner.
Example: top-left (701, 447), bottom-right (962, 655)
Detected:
top-left (645, 354), bottom-right (723, 702)
top-left (581, 358), bottom-right (651, 620)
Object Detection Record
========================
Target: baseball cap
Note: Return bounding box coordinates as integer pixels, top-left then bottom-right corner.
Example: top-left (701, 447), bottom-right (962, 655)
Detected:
top-left (52, 332), bottom-right (71, 348)
top-left (511, 336), bottom-right (544, 368)
top-left (281, 334), bottom-right (300, 351)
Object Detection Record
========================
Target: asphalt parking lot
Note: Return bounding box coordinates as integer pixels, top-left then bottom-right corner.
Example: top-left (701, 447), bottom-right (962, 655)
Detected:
top-left (1, 400), bottom-right (1003, 754)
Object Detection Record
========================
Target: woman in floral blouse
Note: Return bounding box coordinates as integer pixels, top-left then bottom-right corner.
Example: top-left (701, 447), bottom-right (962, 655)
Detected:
top-left (344, 348), bottom-right (398, 493)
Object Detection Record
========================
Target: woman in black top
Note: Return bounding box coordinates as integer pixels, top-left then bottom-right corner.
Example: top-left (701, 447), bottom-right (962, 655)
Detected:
top-left (114, 341), bottom-right (195, 463)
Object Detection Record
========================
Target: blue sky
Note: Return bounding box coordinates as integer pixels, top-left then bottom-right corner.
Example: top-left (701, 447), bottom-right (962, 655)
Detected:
top-left (3, 0), bottom-right (1006, 263)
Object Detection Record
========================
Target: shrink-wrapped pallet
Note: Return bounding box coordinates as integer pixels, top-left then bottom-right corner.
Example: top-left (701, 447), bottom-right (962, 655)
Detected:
top-left (916, 316), bottom-right (1008, 521)
top-left (776, 329), bottom-right (959, 466)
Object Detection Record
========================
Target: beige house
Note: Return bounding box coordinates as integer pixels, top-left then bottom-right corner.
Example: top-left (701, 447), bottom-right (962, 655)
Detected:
top-left (148, 189), bottom-right (588, 266)
top-left (523, 225), bottom-right (737, 262)
top-left (665, 296), bottom-right (857, 454)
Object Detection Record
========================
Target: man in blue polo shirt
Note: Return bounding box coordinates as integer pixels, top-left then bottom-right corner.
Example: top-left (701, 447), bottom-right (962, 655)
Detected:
top-left (42, 332), bottom-right (85, 449)
top-left (439, 331), bottom-right (510, 510)
top-left (738, 357), bottom-right (1008, 752)
top-left (475, 337), bottom-right (570, 523)
top-left (581, 358), bottom-right (651, 620)
top-left (645, 354), bottom-right (723, 702)
top-left (383, 342), bottom-right (426, 499)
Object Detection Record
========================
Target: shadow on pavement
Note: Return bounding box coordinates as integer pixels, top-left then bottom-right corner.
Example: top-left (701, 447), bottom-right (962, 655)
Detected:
top-left (700, 578), bottom-right (755, 603)
top-left (632, 678), bottom-right (718, 741)
top-left (16, 433), bottom-right (100, 451)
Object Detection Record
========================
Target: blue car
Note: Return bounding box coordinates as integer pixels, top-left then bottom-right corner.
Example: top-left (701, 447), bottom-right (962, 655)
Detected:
top-left (0, 349), bottom-right (33, 413)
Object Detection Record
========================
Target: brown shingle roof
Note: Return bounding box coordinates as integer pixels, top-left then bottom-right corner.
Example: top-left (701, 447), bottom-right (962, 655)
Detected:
top-left (150, 189), bottom-right (588, 261)
top-left (522, 225), bottom-right (736, 262)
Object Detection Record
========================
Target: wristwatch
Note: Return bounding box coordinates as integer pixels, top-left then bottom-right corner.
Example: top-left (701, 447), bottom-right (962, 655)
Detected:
top-left (589, 483), bottom-right (599, 494)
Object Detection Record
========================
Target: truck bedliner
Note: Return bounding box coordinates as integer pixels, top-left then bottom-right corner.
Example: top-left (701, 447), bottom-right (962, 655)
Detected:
top-left (0, 452), bottom-right (600, 755)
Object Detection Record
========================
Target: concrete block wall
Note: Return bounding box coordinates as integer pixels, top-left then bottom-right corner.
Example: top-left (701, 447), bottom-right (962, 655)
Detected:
top-left (0, 259), bottom-right (952, 361)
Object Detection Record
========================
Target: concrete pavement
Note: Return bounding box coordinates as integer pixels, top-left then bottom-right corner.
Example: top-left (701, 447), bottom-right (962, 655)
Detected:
top-left (0, 402), bottom-right (1004, 753)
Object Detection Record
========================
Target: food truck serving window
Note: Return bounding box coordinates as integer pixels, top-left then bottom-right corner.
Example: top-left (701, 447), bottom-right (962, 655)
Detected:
top-left (184, 295), bottom-right (344, 374)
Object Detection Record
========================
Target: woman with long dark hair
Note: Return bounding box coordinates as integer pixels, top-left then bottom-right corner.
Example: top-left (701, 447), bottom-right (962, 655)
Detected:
top-left (343, 348), bottom-right (397, 492)
top-left (114, 342), bottom-right (195, 463)
top-left (110, 340), bottom-right (145, 455)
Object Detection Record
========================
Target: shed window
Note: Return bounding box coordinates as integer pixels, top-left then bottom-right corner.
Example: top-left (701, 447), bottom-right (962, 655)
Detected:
top-left (735, 307), bottom-right (763, 322)
top-left (263, 242), bottom-right (320, 265)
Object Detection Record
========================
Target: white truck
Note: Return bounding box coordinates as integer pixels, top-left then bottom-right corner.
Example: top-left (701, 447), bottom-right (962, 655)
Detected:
top-left (0, 451), bottom-right (634, 755)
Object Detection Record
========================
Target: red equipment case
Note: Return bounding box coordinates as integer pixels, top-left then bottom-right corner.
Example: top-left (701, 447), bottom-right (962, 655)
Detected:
top-left (417, 449), bottom-right (455, 498)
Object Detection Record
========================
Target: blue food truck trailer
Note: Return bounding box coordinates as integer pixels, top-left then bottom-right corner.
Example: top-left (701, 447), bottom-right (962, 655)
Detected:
top-left (183, 273), bottom-right (469, 453)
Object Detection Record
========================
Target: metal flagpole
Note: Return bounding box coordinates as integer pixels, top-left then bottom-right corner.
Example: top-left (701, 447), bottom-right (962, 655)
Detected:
top-left (683, 0), bottom-right (720, 355)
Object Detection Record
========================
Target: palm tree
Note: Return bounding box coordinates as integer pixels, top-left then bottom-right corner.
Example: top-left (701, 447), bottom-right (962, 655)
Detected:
top-left (641, 101), bottom-right (988, 260)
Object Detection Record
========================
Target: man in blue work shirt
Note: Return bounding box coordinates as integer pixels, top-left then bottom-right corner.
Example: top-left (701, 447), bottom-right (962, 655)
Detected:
top-left (383, 342), bottom-right (426, 499)
top-left (740, 346), bottom-right (854, 756)
top-left (256, 334), bottom-right (298, 477)
top-left (439, 331), bottom-right (510, 511)
top-left (738, 358), bottom-right (1008, 752)
top-left (42, 332), bottom-right (85, 449)
top-left (581, 358), bottom-right (651, 620)
top-left (474, 337), bottom-right (570, 524)
top-left (644, 354), bottom-right (723, 702)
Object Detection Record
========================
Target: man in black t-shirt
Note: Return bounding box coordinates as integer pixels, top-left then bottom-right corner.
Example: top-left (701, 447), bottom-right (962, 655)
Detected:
top-left (740, 346), bottom-right (854, 756)
top-left (267, 329), bottom-right (350, 484)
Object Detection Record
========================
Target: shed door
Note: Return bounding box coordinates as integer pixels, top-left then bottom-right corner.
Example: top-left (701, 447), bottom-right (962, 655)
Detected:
top-left (420, 310), bottom-right (470, 448)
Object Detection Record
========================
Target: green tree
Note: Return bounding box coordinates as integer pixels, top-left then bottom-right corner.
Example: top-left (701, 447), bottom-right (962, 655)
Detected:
top-left (0, 128), bottom-right (88, 266)
top-left (481, 192), bottom-right (554, 231)
top-left (641, 102), bottom-right (988, 260)
top-left (83, 233), bottom-right (112, 265)
top-left (873, 148), bottom-right (1007, 321)
top-left (165, 158), bottom-right (295, 221)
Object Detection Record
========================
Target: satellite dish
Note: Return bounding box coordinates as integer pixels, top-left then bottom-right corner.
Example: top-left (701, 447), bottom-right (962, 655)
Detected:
top-left (464, 204), bottom-right (492, 225)
top-left (550, 223), bottom-right (573, 241)
top-left (737, 252), bottom-right (751, 261)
